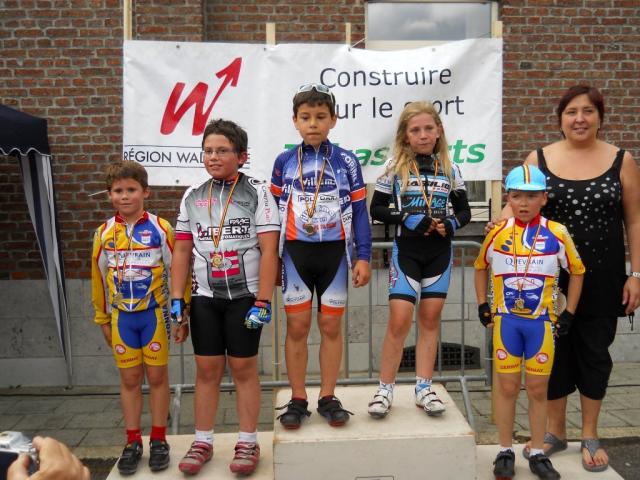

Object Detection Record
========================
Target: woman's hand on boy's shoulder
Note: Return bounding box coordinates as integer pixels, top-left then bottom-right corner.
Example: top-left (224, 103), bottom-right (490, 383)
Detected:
top-left (352, 260), bottom-right (371, 288)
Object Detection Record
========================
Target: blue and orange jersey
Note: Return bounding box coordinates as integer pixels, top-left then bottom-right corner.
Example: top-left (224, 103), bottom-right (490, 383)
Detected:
top-left (474, 215), bottom-right (585, 321)
top-left (91, 212), bottom-right (181, 325)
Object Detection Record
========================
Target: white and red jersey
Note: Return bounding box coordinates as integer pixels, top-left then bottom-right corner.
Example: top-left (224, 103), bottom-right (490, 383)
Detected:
top-left (175, 173), bottom-right (280, 300)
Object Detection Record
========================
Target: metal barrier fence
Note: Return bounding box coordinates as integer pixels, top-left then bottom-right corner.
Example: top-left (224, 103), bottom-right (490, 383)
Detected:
top-left (170, 240), bottom-right (492, 433)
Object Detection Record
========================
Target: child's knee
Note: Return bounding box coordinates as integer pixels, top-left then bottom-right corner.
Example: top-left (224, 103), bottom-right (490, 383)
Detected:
top-left (526, 378), bottom-right (549, 401)
top-left (146, 367), bottom-right (168, 387)
top-left (287, 320), bottom-right (311, 341)
top-left (318, 319), bottom-right (341, 339)
top-left (498, 377), bottom-right (521, 398)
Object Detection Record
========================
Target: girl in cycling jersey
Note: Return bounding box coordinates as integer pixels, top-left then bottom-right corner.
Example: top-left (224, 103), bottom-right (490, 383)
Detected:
top-left (368, 101), bottom-right (470, 418)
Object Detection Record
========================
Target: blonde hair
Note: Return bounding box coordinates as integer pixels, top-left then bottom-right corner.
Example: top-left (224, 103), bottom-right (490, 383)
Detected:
top-left (387, 101), bottom-right (453, 192)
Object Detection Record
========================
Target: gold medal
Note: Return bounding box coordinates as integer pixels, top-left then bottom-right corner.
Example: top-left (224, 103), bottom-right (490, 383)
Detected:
top-left (211, 252), bottom-right (224, 268)
top-left (113, 291), bottom-right (122, 303)
top-left (297, 145), bottom-right (328, 233)
top-left (208, 176), bottom-right (240, 262)
top-left (303, 222), bottom-right (315, 235)
top-left (514, 297), bottom-right (525, 311)
top-left (510, 222), bottom-right (542, 316)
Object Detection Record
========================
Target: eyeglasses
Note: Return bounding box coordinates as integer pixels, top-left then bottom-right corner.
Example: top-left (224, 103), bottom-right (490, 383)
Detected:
top-left (296, 83), bottom-right (335, 105)
top-left (202, 148), bottom-right (236, 158)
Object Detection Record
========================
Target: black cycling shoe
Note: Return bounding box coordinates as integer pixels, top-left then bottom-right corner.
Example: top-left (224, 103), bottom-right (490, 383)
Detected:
top-left (529, 453), bottom-right (561, 480)
top-left (317, 396), bottom-right (353, 427)
top-left (149, 439), bottom-right (171, 471)
top-left (276, 398), bottom-right (311, 429)
top-left (492, 450), bottom-right (515, 479)
top-left (117, 441), bottom-right (143, 476)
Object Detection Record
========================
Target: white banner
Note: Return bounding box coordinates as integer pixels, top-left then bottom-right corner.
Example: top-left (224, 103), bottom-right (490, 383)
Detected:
top-left (123, 39), bottom-right (502, 185)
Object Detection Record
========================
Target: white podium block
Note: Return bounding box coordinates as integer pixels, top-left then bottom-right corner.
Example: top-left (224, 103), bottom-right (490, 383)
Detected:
top-left (106, 432), bottom-right (274, 479)
top-left (273, 384), bottom-right (476, 480)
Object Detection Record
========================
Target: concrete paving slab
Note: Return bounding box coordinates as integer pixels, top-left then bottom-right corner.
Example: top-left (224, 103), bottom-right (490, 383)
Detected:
top-left (12, 413), bottom-right (73, 430)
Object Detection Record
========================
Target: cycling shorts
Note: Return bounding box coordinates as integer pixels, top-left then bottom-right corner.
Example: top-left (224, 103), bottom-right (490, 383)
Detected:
top-left (190, 295), bottom-right (261, 358)
top-left (111, 306), bottom-right (170, 368)
top-left (388, 239), bottom-right (452, 303)
top-left (282, 240), bottom-right (347, 316)
top-left (493, 314), bottom-right (555, 376)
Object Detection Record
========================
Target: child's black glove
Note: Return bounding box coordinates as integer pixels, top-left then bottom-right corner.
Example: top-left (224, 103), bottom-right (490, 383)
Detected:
top-left (478, 302), bottom-right (492, 327)
top-left (555, 310), bottom-right (574, 336)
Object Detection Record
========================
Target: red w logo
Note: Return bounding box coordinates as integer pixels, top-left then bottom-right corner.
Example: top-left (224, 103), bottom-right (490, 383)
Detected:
top-left (160, 58), bottom-right (242, 136)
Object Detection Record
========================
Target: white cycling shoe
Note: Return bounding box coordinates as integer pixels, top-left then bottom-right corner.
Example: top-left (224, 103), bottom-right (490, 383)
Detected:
top-left (415, 387), bottom-right (445, 416)
top-left (367, 387), bottom-right (393, 419)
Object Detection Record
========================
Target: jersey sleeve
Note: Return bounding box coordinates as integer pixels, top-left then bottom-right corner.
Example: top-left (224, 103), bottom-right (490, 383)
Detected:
top-left (270, 151), bottom-right (285, 200)
top-left (555, 223), bottom-right (586, 275)
top-left (451, 163), bottom-right (467, 192)
top-left (344, 151), bottom-right (372, 262)
top-left (175, 186), bottom-right (194, 241)
top-left (374, 159), bottom-right (395, 195)
top-left (254, 181), bottom-right (281, 233)
top-left (90, 224), bottom-right (111, 325)
top-left (474, 223), bottom-right (501, 270)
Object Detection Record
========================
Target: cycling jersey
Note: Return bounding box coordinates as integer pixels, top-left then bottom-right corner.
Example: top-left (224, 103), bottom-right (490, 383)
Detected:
top-left (175, 173), bottom-right (280, 300)
top-left (474, 215), bottom-right (585, 321)
top-left (91, 212), bottom-right (174, 325)
top-left (270, 140), bottom-right (372, 266)
top-left (284, 143), bottom-right (344, 242)
top-left (371, 154), bottom-right (471, 240)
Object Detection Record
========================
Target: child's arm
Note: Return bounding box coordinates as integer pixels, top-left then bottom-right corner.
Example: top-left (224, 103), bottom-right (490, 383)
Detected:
top-left (170, 238), bottom-right (193, 343)
top-left (555, 272), bottom-right (583, 336)
top-left (345, 153), bottom-right (372, 283)
top-left (255, 232), bottom-right (279, 302)
top-left (436, 165), bottom-right (471, 237)
top-left (90, 225), bottom-right (112, 347)
top-left (474, 268), bottom-right (493, 327)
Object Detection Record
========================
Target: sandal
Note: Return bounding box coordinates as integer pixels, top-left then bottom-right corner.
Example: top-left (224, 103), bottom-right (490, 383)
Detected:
top-left (522, 432), bottom-right (568, 459)
top-left (581, 438), bottom-right (609, 472)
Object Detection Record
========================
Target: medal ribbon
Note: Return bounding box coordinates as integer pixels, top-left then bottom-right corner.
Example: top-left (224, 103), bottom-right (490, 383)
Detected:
top-left (113, 218), bottom-right (140, 295)
top-left (410, 158), bottom-right (438, 216)
top-left (512, 221), bottom-right (542, 301)
top-left (208, 175), bottom-right (240, 251)
top-left (297, 144), bottom-right (328, 223)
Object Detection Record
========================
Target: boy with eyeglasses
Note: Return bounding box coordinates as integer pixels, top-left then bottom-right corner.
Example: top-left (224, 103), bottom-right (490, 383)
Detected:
top-left (171, 119), bottom-right (280, 475)
top-left (270, 84), bottom-right (372, 429)
top-left (474, 165), bottom-right (584, 480)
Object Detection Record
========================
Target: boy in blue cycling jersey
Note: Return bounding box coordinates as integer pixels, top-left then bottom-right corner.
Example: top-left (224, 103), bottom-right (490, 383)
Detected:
top-left (271, 84), bottom-right (372, 429)
top-left (474, 165), bottom-right (585, 480)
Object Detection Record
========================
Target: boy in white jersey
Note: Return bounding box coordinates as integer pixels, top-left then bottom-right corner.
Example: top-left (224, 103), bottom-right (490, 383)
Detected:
top-left (474, 165), bottom-right (584, 480)
top-left (270, 84), bottom-right (372, 429)
top-left (171, 119), bottom-right (280, 475)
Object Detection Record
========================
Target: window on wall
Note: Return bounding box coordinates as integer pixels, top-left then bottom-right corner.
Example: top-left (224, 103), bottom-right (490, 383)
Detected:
top-left (366, 0), bottom-right (496, 211)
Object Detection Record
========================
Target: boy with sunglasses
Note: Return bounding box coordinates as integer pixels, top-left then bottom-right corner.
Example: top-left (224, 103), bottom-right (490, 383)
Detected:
top-left (270, 84), bottom-right (372, 429)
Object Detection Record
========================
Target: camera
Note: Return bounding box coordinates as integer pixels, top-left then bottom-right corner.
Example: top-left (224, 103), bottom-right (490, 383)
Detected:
top-left (0, 432), bottom-right (37, 480)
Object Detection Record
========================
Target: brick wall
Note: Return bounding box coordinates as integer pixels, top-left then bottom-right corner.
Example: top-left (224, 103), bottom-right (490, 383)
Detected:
top-left (0, 0), bottom-right (203, 280)
top-left (1, 0), bottom-right (638, 280)
top-left (500, 0), bottom-right (640, 173)
top-left (204, 0), bottom-right (365, 43)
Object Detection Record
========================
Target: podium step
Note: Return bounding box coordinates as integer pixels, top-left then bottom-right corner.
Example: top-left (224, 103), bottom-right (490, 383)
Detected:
top-left (273, 384), bottom-right (476, 480)
top-left (105, 432), bottom-right (274, 479)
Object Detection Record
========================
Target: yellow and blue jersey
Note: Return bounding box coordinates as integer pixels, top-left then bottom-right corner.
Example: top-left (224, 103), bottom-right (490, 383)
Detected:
top-left (91, 212), bottom-right (175, 325)
top-left (474, 215), bottom-right (585, 322)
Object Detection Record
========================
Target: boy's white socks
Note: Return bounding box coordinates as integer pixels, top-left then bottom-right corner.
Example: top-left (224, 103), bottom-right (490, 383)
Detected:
top-left (195, 429), bottom-right (214, 445)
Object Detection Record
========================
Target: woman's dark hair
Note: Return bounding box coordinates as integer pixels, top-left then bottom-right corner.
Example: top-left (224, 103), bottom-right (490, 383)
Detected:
top-left (556, 85), bottom-right (605, 126)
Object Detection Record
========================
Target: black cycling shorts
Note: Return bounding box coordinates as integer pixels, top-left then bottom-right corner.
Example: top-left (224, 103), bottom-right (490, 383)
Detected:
top-left (189, 295), bottom-right (261, 358)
